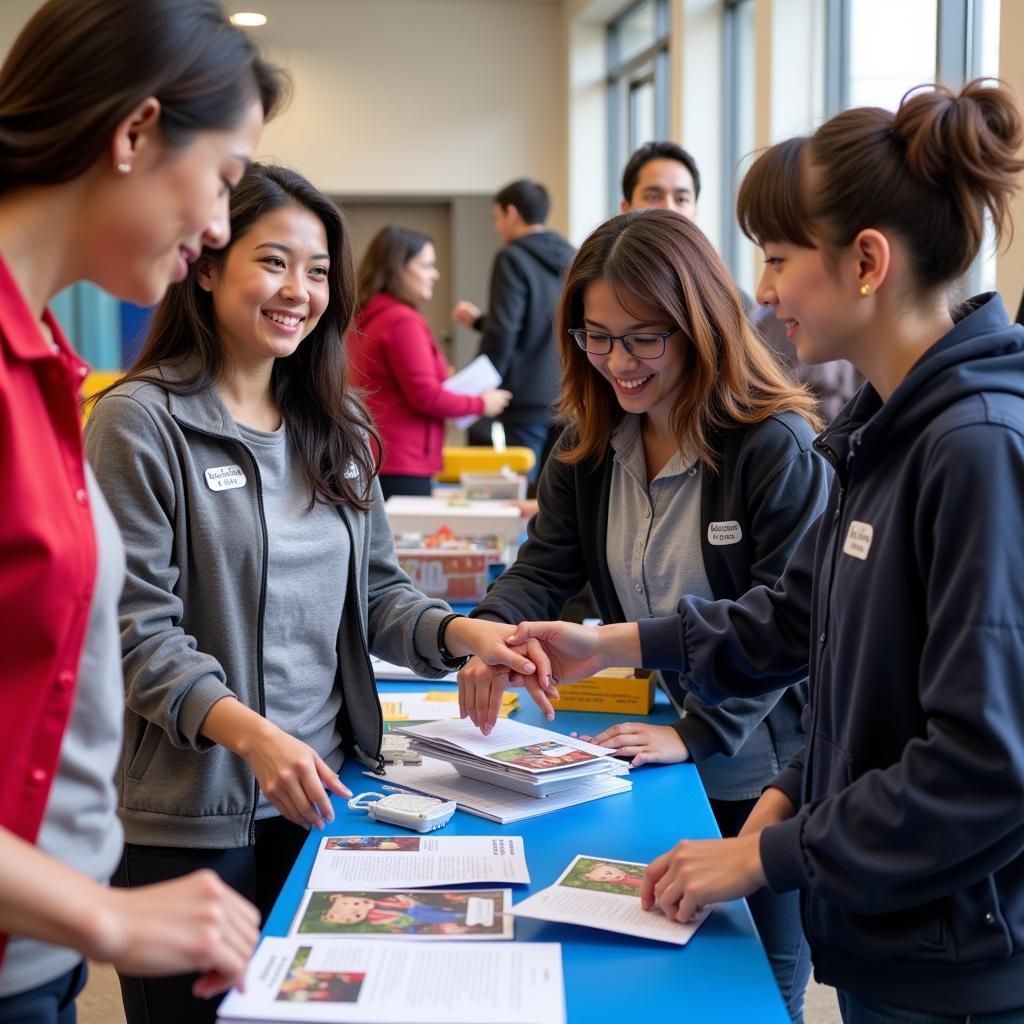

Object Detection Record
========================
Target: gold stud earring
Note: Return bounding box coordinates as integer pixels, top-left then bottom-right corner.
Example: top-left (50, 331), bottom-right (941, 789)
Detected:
top-left (116, 162), bottom-right (131, 175)
top-left (859, 284), bottom-right (871, 298)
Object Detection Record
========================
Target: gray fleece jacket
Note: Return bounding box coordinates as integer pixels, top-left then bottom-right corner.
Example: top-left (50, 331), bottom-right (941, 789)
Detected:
top-left (85, 370), bottom-right (452, 849)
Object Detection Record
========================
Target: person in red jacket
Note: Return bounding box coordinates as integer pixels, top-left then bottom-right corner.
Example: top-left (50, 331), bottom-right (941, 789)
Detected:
top-left (0, 2), bottom-right (286, 1019)
top-left (348, 226), bottom-right (511, 498)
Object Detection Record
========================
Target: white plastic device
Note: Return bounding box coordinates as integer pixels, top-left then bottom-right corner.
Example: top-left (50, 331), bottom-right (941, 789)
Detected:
top-left (347, 791), bottom-right (456, 833)
top-left (380, 733), bottom-right (422, 765)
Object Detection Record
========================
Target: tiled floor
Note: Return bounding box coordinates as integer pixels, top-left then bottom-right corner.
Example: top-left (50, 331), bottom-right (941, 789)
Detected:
top-left (79, 961), bottom-right (844, 1024)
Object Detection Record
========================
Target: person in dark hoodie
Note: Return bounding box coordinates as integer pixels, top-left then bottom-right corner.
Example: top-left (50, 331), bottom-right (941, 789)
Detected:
top-left (451, 179), bottom-right (575, 479)
top-left (478, 79), bottom-right (1024, 1024)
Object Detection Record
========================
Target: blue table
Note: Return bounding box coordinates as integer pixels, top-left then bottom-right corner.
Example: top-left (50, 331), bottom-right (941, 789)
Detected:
top-left (262, 684), bottom-right (789, 1024)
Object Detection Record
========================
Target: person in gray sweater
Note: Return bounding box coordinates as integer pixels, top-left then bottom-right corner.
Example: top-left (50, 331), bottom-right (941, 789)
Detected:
top-left (85, 164), bottom-right (536, 1024)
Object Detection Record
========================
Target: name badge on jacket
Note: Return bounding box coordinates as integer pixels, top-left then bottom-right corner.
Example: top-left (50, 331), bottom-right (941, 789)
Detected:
top-left (204, 464), bottom-right (247, 491)
top-left (843, 520), bottom-right (873, 560)
top-left (707, 521), bottom-right (742, 545)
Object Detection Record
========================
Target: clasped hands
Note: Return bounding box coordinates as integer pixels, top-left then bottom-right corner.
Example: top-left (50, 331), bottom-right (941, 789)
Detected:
top-left (455, 619), bottom-right (617, 735)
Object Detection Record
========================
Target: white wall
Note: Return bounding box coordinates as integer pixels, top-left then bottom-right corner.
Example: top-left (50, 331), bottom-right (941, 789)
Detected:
top-left (1, 0), bottom-right (569, 232)
top-left (248, 0), bottom-right (568, 230)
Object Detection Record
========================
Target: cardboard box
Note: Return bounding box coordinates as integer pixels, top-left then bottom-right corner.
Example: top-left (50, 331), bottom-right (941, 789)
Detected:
top-left (385, 496), bottom-right (524, 544)
top-left (549, 668), bottom-right (655, 714)
top-left (396, 549), bottom-right (494, 602)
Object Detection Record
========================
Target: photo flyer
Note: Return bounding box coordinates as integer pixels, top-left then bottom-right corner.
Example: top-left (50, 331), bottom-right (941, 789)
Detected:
top-left (511, 854), bottom-right (711, 945)
top-left (291, 887), bottom-right (514, 940)
top-left (395, 718), bottom-right (617, 775)
top-left (308, 834), bottom-right (530, 889)
top-left (217, 937), bottom-right (566, 1023)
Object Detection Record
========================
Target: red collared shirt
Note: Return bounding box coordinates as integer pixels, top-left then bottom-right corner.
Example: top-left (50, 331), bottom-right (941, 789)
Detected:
top-left (0, 254), bottom-right (96, 861)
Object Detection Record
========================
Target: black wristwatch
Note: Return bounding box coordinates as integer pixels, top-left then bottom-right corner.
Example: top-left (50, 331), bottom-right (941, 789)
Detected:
top-left (437, 612), bottom-right (470, 670)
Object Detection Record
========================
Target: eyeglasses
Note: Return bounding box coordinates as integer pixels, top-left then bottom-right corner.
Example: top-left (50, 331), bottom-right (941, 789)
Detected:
top-left (569, 327), bottom-right (678, 360)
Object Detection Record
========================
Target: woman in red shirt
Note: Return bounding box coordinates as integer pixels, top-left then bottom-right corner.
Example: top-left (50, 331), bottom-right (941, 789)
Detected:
top-left (348, 226), bottom-right (511, 498)
top-left (0, 1), bottom-right (286, 1019)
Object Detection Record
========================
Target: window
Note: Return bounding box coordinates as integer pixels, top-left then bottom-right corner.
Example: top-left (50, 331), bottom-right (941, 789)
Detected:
top-left (608, 0), bottom-right (670, 212)
top-left (722, 0), bottom-right (756, 296)
top-left (848, 0), bottom-right (938, 110)
top-left (826, 0), bottom-right (999, 293)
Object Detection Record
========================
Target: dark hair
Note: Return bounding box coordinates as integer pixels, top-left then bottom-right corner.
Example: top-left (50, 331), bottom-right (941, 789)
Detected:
top-left (0, 0), bottom-right (288, 190)
top-left (737, 79), bottom-right (1024, 289)
top-left (621, 142), bottom-right (702, 204)
top-left (494, 179), bottom-right (550, 225)
top-left (556, 210), bottom-right (821, 470)
top-left (357, 226), bottom-right (434, 308)
top-left (101, 164), bottom-right (381, 511)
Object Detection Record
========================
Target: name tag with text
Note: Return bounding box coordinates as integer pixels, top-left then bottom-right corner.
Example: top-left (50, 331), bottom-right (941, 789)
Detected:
top-left (204, 464), bottom-right (247, 491)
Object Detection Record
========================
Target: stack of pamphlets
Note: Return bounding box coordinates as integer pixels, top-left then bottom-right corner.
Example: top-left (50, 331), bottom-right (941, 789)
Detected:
top-left (375, 758), bottom-right (632, 824)
top-left (393, 719), bottom-right (629, 797)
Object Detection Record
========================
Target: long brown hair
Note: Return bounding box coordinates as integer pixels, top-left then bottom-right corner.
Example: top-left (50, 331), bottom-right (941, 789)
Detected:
top-left (97, 164), bottom-right (381, 510)
top-left (737, 79), bottom-right (1024, 288)
top-left (556, 209), bottom-right (821, 471)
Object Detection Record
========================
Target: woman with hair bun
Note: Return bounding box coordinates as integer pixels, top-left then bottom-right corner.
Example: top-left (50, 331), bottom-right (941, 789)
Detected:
top-left (505, 79), bottom-right (1024, 1023)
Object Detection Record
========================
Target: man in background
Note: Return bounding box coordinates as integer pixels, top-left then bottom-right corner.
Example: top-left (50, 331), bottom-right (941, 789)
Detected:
top-left (622, 141), bottom-right (861, 420)
top-left (452, 179), bottom-right (575, 478)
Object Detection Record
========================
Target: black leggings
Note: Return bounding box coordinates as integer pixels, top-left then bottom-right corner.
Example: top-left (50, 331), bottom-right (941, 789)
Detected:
top-left (112, 816), bottom-right (308, 1024)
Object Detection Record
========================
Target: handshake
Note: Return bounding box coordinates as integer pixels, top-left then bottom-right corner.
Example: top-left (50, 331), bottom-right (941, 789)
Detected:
top-left (448, 618), bottom-right (642, 735)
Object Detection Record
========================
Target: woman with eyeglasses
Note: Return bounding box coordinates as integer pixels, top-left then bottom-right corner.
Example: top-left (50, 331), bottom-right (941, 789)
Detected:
top-left (458, 208), bottom-right (827, 1022)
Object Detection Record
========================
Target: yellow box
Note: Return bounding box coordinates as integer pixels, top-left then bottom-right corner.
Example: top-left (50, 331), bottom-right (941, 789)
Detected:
top-left (549, 668), bottom-right (655, 714)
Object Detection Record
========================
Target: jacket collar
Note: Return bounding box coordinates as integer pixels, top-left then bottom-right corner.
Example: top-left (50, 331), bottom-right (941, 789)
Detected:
top-left (154, 361), bottom-right (247, 440)
top-left (0, 255), bottom-right (88, 375)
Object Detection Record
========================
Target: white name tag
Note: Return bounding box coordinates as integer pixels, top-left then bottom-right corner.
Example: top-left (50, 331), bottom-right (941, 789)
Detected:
top-left (204, 464), bottom-right (247, 491)
top-left (707, 521), bottom-right (742, 546)
top-left (843, 520), bottom-right (873, 560)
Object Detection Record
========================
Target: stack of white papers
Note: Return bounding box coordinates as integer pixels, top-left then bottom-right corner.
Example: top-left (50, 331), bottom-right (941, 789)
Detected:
top-left (218, 938), bottom-right (565, 1023)
top-left (393, 719), bottom-right (628, 797)
top-left (371, 757), bottom-right (632, 824)
top-left (511, 854), bottom-right (711, 945)
top-left (370, 656), bottom-right (457, 684)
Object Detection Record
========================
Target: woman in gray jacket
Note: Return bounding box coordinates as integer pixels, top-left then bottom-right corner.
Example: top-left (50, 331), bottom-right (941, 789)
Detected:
top-left (85, 164), bottom-right (535, 1024)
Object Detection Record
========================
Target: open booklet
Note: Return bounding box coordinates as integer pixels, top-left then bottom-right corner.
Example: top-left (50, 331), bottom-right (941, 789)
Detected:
top-left (291, 888), bottom-right (513, 940)
top-left (394, 718), bottom-right (626, 796)
top-left (217, 937), bottom-right (565, 1024)
top-left (370, 757), bottom-right (632, 824)
top-left (511, 855), bottom-right (711, 946)
top-left (308, 834), bottom-right (530, 889)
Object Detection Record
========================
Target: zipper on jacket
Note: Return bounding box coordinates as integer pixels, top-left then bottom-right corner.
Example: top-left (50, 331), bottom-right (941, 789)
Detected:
top-left (338, 507), bottom-right (387, 776)
top-left (174, 418), bottom-right (269, 846)
top-left (808, 436), bottom-right (850, 799)
top-left (244, 446), bottom-right (271, 842)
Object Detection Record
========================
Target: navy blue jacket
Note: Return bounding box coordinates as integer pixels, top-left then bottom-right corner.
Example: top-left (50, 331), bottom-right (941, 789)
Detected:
top-left (473, 410), bottom-right (828, 782)
top-left (639, 295), bottom-right (1024, 1013)
top-left (474, 230), bottom-right (575, 424)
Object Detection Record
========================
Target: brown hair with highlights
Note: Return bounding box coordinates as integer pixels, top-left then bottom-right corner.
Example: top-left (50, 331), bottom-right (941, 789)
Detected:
top-left (737, 79), bottom-right (1024, 288)
top-left (555, 209), bottom-right (821, 471)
